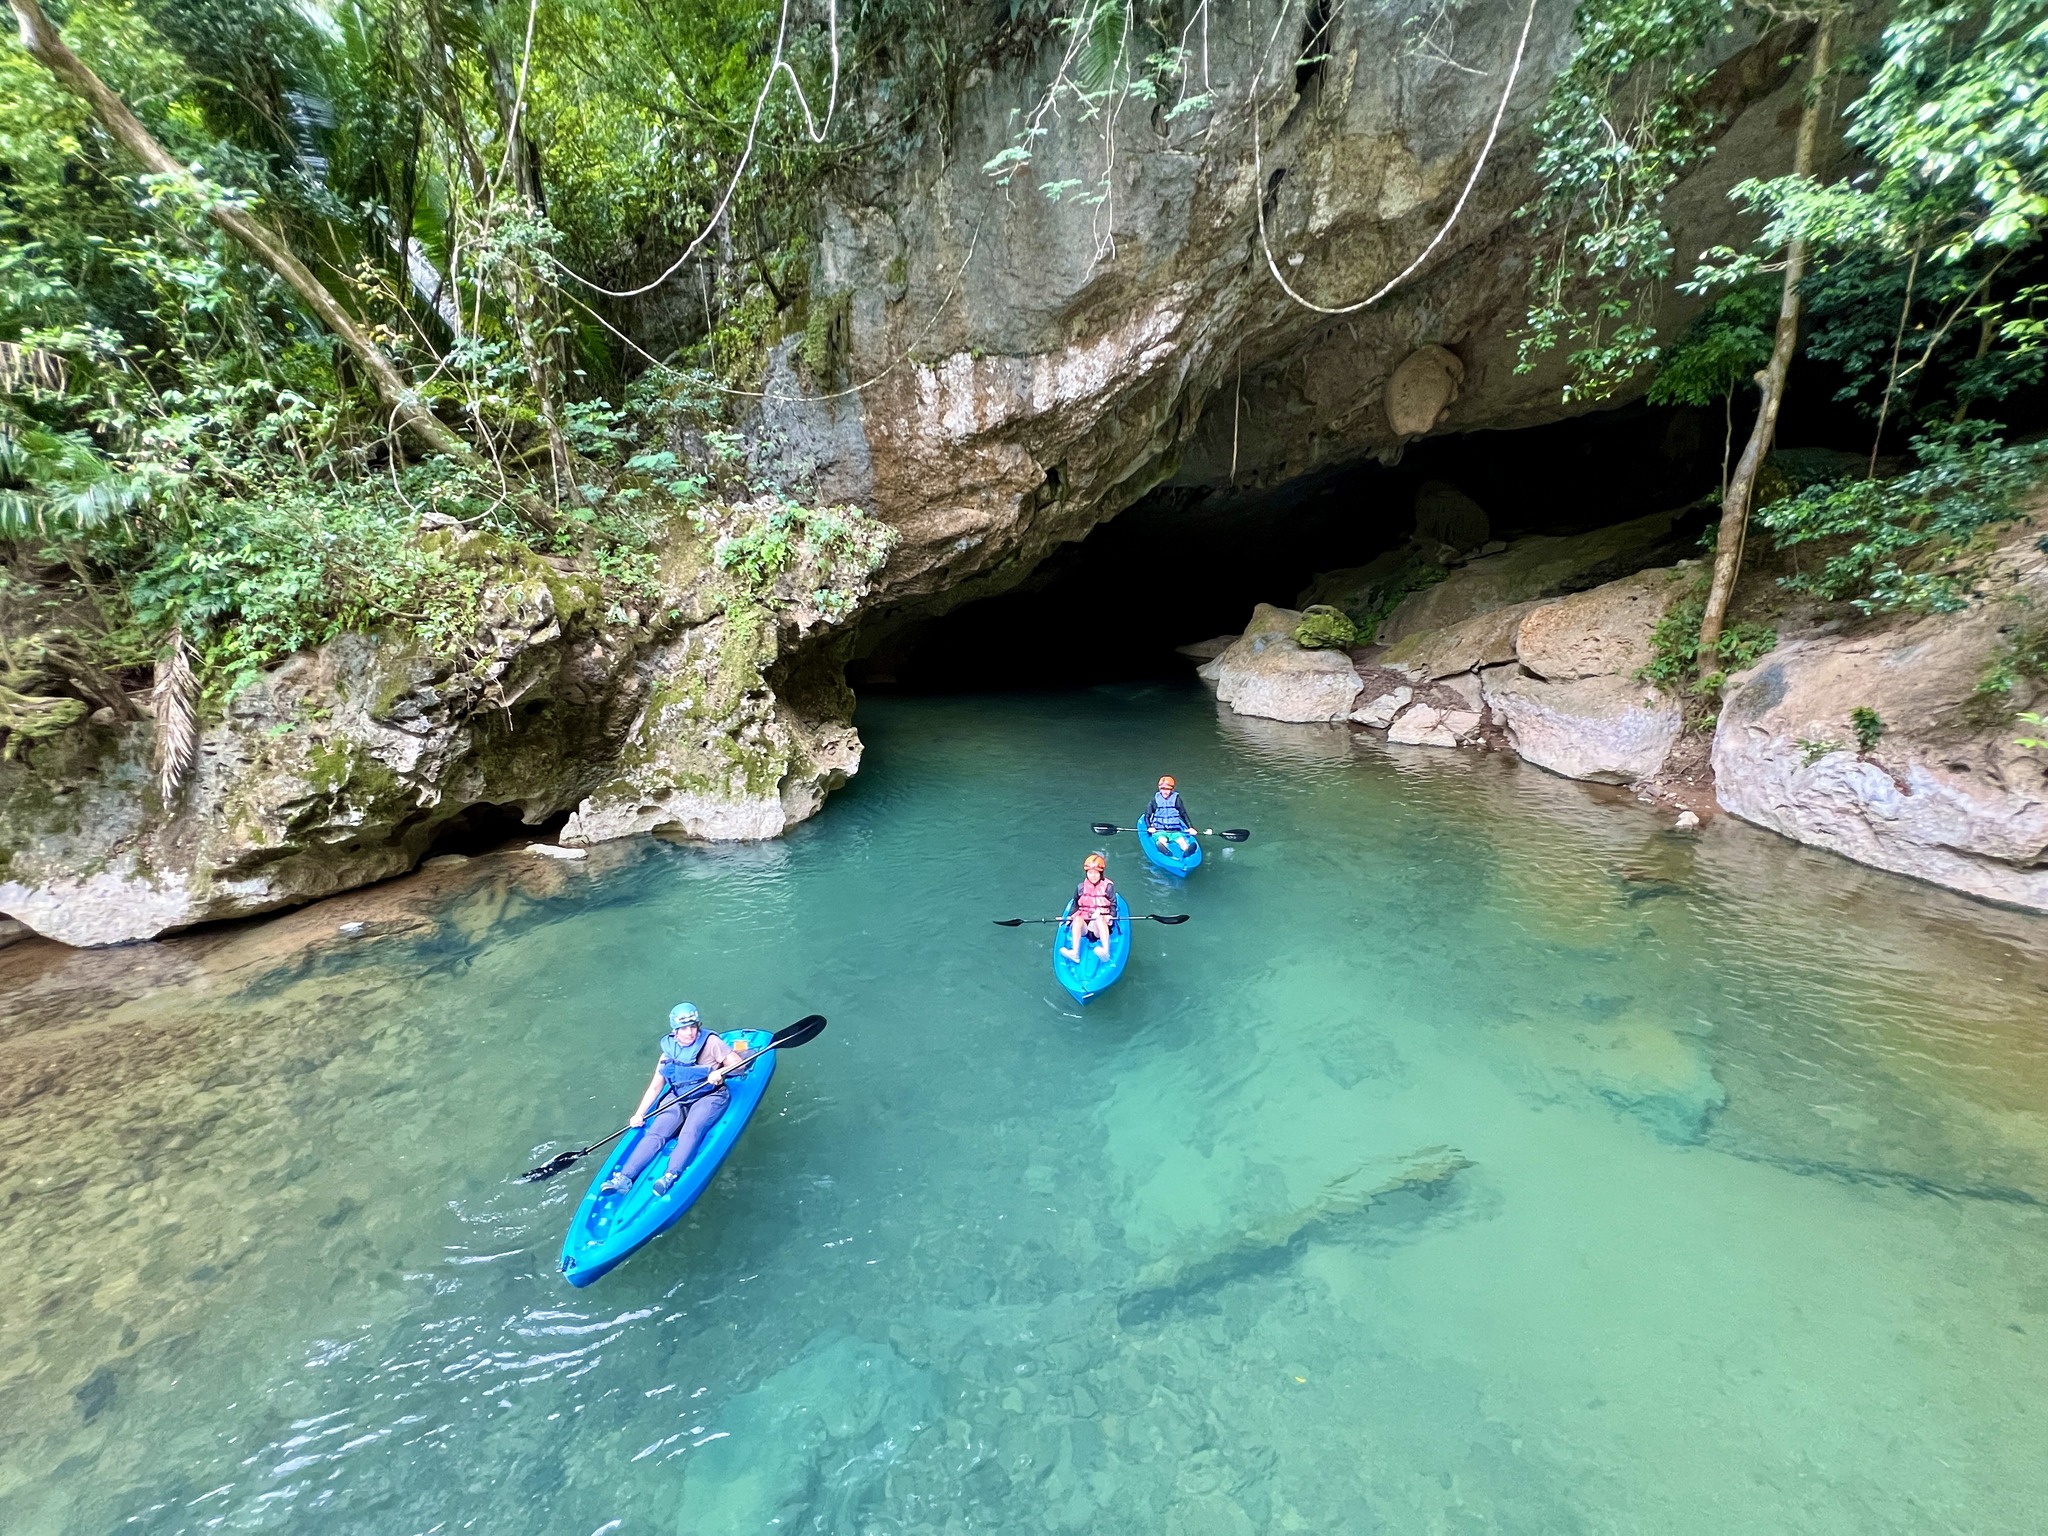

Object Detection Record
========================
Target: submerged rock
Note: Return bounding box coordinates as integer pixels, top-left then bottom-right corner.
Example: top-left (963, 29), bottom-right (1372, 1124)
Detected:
top-left (676, 1333), bottom-right (937, 1534)
top-left (1117, 1148), bottom-right (1471, 1326)
top-left (1200, 605), bottom-right (1362, 723)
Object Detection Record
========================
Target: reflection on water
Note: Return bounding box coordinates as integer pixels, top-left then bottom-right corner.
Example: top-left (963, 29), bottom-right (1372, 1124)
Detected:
top-left (1, 686), bottom-right (2044, 1534)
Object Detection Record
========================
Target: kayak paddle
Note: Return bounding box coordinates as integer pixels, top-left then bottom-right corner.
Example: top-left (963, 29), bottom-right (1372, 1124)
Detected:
top-left (1093, 823), bottom-right (1250, 841)
top-left (992, 914), bottom-right (1190, 926)
top-left (519, 1014), bottom-right (827, 1183)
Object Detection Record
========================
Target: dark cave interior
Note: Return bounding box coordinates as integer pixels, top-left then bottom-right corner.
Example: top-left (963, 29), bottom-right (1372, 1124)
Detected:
top-left (853, 397), bottom-right (1747, 692)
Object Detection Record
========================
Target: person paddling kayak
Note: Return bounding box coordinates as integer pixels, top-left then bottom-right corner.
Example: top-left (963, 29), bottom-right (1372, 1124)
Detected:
top-left (1063, 853), bottom-right (1119, 964)
top-left (1145, 775), bottom-right (1195, 857)
top-left (602, 1003), bottom-right (747, 1198)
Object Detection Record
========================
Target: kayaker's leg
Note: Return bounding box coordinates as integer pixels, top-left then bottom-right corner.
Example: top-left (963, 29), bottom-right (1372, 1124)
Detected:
top-left (1091, 915), bottom-right (1112, 961)
top-left (655, 1089), bottom-right (730, 1194)
top-left (605, 1101), bottom-right (685, 1193)
top-left (1061, 913), bottom-right (1085, 962)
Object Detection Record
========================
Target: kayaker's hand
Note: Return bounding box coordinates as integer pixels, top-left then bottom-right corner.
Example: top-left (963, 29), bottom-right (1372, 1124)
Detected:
top-left (629, 1112), bottom-right (645, 1128)
top-left (708, 1069), bottom-right (726, 1087)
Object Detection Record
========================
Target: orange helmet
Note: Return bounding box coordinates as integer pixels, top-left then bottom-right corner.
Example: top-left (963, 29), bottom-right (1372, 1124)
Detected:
top-left (1158, 775), bottom-right (1176, 789)
top-left (1084, 852), bottom-right (1107, 872)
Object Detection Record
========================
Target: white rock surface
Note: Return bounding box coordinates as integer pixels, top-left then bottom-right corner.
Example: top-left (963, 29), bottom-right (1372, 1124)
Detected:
top-left (1485, 671), bottom-right (1682, 784)
top-left (1203, 604), bottom-right (1363, 722)
top-left (1350, 687), bottom-right (1412, 727)
top-left (1514, 568), bottom-right (1687, 681)
top-left (1438, 672), bottom-right (1484, 710)
top-left (1714, 609), bottom-right (2048, 911)
top-left (1387, 703), bottom-right (1456, 747)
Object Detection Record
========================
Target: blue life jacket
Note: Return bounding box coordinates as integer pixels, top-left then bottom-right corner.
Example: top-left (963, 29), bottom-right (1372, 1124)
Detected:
top-left (1147, 791), bottom-right (1190, 832)
top-left (658, 1028), bottom-right (721, 1094)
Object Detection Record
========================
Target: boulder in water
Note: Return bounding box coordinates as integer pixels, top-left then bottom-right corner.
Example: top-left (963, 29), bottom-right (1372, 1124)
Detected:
top-left (1484, 671), bottom-right (1682, 784)
top-left (1201, 605), bottom-right (1362, 723)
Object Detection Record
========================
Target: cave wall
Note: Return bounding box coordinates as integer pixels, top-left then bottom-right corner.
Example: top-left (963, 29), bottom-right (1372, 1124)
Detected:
top-left (778, 1), bottom-right (1834, 641)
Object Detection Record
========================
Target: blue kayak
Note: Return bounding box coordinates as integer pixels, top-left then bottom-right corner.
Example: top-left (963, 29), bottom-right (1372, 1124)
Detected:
top-left (1138, 814), bottom-right (1203, 876)
top-left (1053, 893), bottom-right (1132, 1004)
top-left (559, 1027), bottom-right (776, 1287)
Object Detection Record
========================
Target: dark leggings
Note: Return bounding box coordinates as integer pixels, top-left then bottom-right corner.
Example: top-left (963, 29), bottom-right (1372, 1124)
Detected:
top-left (619, 1088), bottom-right (730, 1182)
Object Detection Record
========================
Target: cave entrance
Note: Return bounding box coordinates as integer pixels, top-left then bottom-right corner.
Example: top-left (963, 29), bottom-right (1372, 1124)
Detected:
top-left (424, 801), bottom-right (570, 859)
top-left (855, 401), bottom-right (1728, 692)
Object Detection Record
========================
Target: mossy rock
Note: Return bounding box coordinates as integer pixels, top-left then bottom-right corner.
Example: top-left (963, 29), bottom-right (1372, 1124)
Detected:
top-left (1293, 606), bottom-right (1359, 650)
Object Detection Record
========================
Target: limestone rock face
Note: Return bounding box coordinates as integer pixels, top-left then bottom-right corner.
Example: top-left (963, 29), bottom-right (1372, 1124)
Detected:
top-left (1203, 604), bottom-right (1363, 723)
top-left (1381, 601), bottom-right (1541, 678)
top-left (1412, 479), bottom-right (1490, 551)
top-left (1713, 565), bottom-right (2048, 911)
top-left (779, 14), bottom-right (1817, 644)
top-left (0, 532), bottom-right (873, 946)
top-left (1513, 568), bottom-right (1688, 681)
top-left (1387, 703), bottom-right (1481, 747)
top-left (1377, 513), bottom-right (1686, 645)
top-left (1485, 671), bottom-right (1684, 785)
top-left (1385, 348), bottom-right (1467, 437)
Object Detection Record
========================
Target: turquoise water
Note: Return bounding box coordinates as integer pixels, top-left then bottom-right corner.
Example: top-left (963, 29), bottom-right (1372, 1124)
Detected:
top-left (3, 686), bottom-right (2045, 1533)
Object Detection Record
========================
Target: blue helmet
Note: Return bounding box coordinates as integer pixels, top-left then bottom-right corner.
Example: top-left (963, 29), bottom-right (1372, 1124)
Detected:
top-left (668, 1001), bottom-right (701, 1029)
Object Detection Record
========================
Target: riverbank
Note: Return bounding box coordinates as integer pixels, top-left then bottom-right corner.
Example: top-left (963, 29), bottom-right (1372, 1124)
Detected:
top-left (1195, 505), bottom-right (2048, 912)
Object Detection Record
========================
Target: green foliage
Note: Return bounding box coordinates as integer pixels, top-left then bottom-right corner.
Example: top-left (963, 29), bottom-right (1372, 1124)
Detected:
top-left (1687, 0), bottom-right (2048, 445)
top-left (1850, 705), bottom-right (1884, 752)
top-left (1756, 427), bottom-right (2048, 613)
top-left (2016, 710), bottom-right (2048, 749)
top-left (1293, 606), bottom-right (1359, 650)
top-left (1974, 620), bottom-right (2048, 714)
top-left (1516, 0), bottom-right (1737, 398)
top-left (713, 496), bottom-right (896, 611)
top-left (1639, 583), bottom-right (1776, 691)
top-left (124, 465), bottom-right (493, 698)
top-left (1646, 282), bottom-right (1777, 409)
top-left (1798, 735), bottom-right (1841, 766)
top-left (983, 1), bottom-right (1205, 216)
top-left (800, 290), bottom-right (851, 385)
top-left (1, 0), bottom-right (933, 746)
top-left (1343, 558), bottom-right (1450, 644)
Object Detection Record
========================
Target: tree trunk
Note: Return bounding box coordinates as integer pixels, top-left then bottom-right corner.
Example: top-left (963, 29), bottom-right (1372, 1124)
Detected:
top-left (9, 0), bottom-right (471, 463)
top-left (1696, 12), bottom-right (1837, 672)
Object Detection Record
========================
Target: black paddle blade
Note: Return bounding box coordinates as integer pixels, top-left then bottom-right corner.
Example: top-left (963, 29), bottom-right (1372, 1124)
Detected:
top-left (1148, 913), bottom-right (1192, 924)
top-left (769, 1014), bottom-right (828, 1050)
top-left (520, 1149), bottom-right (585, 1183)
top-left (1090, 823), bottom-right (1122, 835)
top-left (1217, 829), bottom-right (1251, 842)
top-left (993, 917), bottom-right (1027, 926)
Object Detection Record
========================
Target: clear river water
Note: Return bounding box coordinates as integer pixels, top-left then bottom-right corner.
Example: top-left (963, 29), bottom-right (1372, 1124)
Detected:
top-left (2, 686), bottom-right (2045, 1534)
